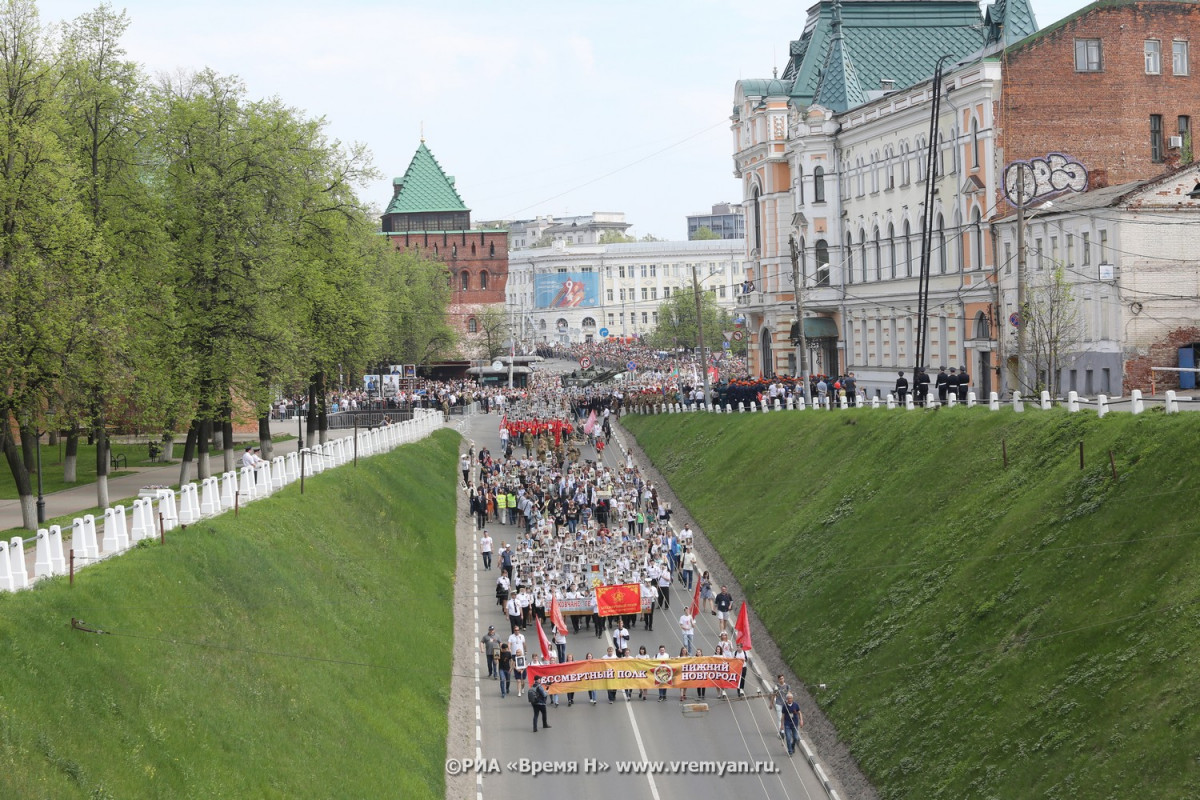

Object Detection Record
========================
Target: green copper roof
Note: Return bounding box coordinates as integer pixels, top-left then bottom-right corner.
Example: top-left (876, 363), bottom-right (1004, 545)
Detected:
top-left (384, 142), bottom-right (468, 216)
top-left (985, 0), bottom-right (1038, 46)
top-left (815, 2), bottom-right (866, 112)
top-left (778, 1), bottom-right (989, 110)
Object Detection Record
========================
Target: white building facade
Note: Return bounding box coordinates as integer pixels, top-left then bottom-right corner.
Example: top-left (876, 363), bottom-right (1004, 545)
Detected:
top-left (507, 239), bottom-right (747, 345)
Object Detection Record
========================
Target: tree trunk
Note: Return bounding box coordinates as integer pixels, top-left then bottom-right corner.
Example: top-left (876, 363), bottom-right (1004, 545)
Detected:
top-left (258, 415), bottom-right (272, 459)
top-left (20, 424), bottom-right (37, 475)
top-left (63, 425), bottom-right (79, 483)
top-left (179, 421), bottom-right (198, 485)
top-left (197, 418), bottom-right (212, 480)
top-left (316, 371), bottom-right (329, 445)
top-left (2, 419), bottom-right (36, 530)
top-left (93, 409), bottom-right (110, 509)
top-left (306, 379), bottom-right (318, 448)
top-left (222, 410), bottom-right (234, 474)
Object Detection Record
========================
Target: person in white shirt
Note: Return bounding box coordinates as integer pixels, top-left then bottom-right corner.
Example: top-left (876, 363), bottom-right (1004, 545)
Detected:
top-left (480, 532), bottom-right (493, 571)
top-left (611, 622), bottom-right (630, 656)
top-left (241, 446), bottom-right (256, 470)
top-left (679, 610), bottom-right (695, 655)
top-left (506, 596), bottom-right (522, 632)
top-left (601, 646), bottom-right (618, 703)
top-left (656, 645), bottom-right (671, 702)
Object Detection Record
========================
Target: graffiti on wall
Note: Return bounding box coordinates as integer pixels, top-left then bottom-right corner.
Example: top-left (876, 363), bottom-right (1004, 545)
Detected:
top-left (1002, 153), bottom-right (1088, 207)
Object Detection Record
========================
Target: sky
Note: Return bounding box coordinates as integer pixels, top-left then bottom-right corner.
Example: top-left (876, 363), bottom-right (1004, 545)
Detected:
top-left (45, 0), bottom-right (1083, 240)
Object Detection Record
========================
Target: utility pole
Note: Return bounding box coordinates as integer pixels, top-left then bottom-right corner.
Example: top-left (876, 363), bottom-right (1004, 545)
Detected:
top-left (1015, 176), bottom-right (1027, 395)
top-left (691, 264), bottom-right (712, 409)
top-left (788, 235), bottom-right (813, 406)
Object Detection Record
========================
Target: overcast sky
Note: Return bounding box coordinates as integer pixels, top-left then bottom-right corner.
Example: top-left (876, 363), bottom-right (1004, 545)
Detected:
top-left (45, 0), bottom-right (1082, 240)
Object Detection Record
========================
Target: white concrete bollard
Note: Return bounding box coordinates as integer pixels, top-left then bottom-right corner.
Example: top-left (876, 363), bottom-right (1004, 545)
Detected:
top-left (871, 396), bottom-right (880, 409)
top-left (9, 538), bottom-right (29, 589)
top-left (926, 392), bottom-right (936, 408)
top-left (130, 499), bottom-right (149, 540)
top-left (178, 484), bottom-right (199, 525)
top-left (737, 402), bottom-right (744, 413)
top-left (285, 453), bottom-right (300, 483)
top-left (302, 450), bottom-right (315, 477)
top-left (1131, 389), bottom-right (1144, 414)
top-left (785, 397), bottom-right (794, 410)
top-left (1040, 391), bottom-right (1052, 410)
top-left (1067, 391), bottom-right (1080, 412)
top-left (905, 395), bottom-right (915, 411)
top-left (74, 516), bottom-right (99, 559)
top-left (102, 509), bottom-right (123, 554)
top-left (947, 393), bottom-right (957, 407)
top-left (272, 457), bottom-right (287, 489)
top-left (967, 391), bottom-right (977, 408)
top-left (200, 477), bottom-right (220, 516)
top-left (157, 490), bottom-right (178, 532)
top-left (839, 394), bottom-right (848, 409)
top-left (989, 391), bottom-right (1000, 411)
top-left (1013, 391), bottom-right (1025, 413)
top-left (35, 528), bottom-right (54, 576)
top-left (774, 398), bottom-right (782, 411)
top-left (49, 524), bottom-right (67, 572)
top-left (239, 466), bottom-right (255, 500)
top-left (886, 394), bottom-right (896, 409)
top-left (1165, 390), bottom-right (1179, 413)
top-left (221, 471), bottom-right (238, 510)
top-left (796, 395), bottom-right (806, 410)
top-left (0, 540), bottom-right (13, 591)
top-left (258, 462), bottom-right (273, 496)
top-left (1097, 394), bottom-right (1108, 418)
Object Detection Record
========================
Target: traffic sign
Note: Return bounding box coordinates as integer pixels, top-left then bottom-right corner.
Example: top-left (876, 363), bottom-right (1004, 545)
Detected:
top-left (1009, 312), bottom-right (1020, 328)
top-left (580, 356), bottom-right (592, 369)
top-left (722, 331), bottom-right (733, 342)
top-left (731, 329), bottom-right (746, 342)
top-left (722, 341), bottom-right (731, 350)
top-left (626, 361), bottom-right (636, 372)
top-left (599, 327), bottom-right (609, 337)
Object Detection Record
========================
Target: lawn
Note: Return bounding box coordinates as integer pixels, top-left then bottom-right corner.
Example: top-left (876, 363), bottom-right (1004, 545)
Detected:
top-left (0, 428), bottom-right (459, 799)
top-left (625, 407), bottom-right (1200, 799)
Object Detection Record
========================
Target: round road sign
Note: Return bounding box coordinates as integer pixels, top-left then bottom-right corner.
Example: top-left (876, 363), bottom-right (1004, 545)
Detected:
top-left (731, 329), bottom-right (746, 342)
top-left (1009, 312), bottom-right (1021, 328)
top-left (580, 356), bottom-right (592, 369)
top-left (599, 327), bottom-right (610, 337)
top-left (626, 361), bottom-right (637, 372)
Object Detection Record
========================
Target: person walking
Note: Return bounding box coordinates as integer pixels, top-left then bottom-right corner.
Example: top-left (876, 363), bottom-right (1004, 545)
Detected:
top-left (530, 676), bottom-right (551, 732)
top-left (480, 625), bottom-right (499, 679)
top-left (769, 674), bottom-right (791, 731)
top-left (715, 585), bottom-right (734, 632)
top-left (700, 571), bottom-right (715, 614)
top-left (894, 371), bottom-right (909, 403)
top-left (781, 692), bottom-right (804, 756)
top-left (480, 531), bottom-right (493, 571)
top-left (497, 643), bottom-right (512, 698)
top-left (935, 367), bottom-right (949, 405)
top-left (679, 608), bottom-right (695, 655)
top-left (656, 645), bottom-right (671, 702)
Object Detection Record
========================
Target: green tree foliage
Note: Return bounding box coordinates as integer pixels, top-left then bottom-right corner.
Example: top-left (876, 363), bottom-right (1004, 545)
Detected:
top-left (597, 229), bottom-right (635, 244)
top-left (691, 225), bottom-right (720, 240)
top-left (648, 283), bottom-right (734, 354)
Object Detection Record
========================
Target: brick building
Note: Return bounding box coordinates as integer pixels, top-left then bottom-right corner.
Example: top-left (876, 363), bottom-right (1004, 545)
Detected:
top-left (1001, 0), bottom-right (1200, 188)
top-left (381, 141), bottom-right (508, 340)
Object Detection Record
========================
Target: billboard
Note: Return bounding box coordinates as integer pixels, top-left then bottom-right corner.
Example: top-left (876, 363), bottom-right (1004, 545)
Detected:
top-left (534, 273), bottom-right (600, 309)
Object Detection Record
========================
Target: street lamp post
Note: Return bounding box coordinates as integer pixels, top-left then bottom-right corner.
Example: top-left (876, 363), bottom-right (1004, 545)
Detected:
top-left (35, 428), bottom-right (45, 524)
top-left (788, 235), bottom-right (814, 406)
top-left (691, 264), bottom-right (711, 409)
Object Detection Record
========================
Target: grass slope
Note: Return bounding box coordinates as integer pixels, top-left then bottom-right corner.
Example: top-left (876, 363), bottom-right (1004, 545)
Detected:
top-left (0, 429), bottom-right (459, 799)
top-left (625, 408), bottom-right (1200, 800)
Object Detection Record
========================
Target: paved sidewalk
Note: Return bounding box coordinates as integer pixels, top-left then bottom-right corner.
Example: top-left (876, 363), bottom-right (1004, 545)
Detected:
top-left (0, 432), bottom-right (358, 534)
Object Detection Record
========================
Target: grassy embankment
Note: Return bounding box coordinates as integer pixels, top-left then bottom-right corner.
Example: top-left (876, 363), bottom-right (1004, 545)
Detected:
top-left (625, 408), bottom-right (1200, 800)
top-left (0, 429), bottom-right (459, 799)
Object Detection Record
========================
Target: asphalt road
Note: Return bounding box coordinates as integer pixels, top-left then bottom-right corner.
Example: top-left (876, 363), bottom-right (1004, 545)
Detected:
top-left (456, 408), bottom-right (834, 800)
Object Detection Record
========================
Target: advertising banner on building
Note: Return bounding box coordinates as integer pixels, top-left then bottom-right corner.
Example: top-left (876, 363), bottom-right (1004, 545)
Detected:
top-left (527, 657), bottom-right (744, 694)
top-left (534, 273), bottom-right (600, 309)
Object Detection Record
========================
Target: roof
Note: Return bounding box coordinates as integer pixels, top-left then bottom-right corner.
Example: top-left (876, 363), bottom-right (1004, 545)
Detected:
top-left (384, 142), bottom-right (468, 216)
top-left (772, 0), bottom-right (991, 110)
top-left (984, 0), bottom-right (1037, 47)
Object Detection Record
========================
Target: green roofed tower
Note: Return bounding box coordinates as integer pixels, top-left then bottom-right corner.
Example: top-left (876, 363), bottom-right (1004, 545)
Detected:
top-left (382, 141), bottom-right (471, 233)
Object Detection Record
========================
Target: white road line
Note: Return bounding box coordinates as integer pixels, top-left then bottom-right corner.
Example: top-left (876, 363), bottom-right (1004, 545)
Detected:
top-left (622, 691), bottom-right (661, 800)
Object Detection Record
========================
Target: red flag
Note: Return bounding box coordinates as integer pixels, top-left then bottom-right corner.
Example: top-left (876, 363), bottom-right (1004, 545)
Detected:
top-left (535, 619), bottom-right (552, 661)
top-left (499, 414), bottom-right (507, 432)
top-left (550, 596), bottom-right (568, 635)
top-left (690, 578), bottom-right (701, 620)
top-left (734, 601), bottom-right (753, 651)
top-left (595, 583), bottom-right (642, 617)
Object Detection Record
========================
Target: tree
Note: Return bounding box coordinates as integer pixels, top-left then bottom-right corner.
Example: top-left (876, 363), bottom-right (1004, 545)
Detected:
top-left (0, 0), bottom-right (99, 528)
top-left (1024, 266), bottom-right (1083, 397)
top-left (649, 285), bottom-right (732, 354)
top-left (598, 229), bottom-right (635, 244)
top-left (692, 226), bottom-right (720, 240)
top-left (472, 305), bottom-right (510, 361)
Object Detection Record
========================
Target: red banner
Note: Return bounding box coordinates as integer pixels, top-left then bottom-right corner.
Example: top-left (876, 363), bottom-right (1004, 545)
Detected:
top-left (595, 583), bottom-right (642, 617)
top-left (527, 657), bottom-right (743, 694)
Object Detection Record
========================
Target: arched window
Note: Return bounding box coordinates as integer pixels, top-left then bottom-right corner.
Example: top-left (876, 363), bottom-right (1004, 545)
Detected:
top-left (872, 227), bottom-right (881, 281)
top-left (467, 317), bottom-right (477, 333)
top-left (796, 166), bottom-right (804, 204)
top-left (752, 186), bottom-right (762, 253)
top-left (974, 310), bottom-right (991, 339)
top-left (903, 220), bottom-right (912, 277)
top-left (916, 137), bottom-right (927, 177)
top-left (887, 223), bottom-right (896, 279)
top-left (471, 243), bottom-right (477, 255)
top-left (461, 270), bottom-right (471, 290)
top-left (845, 232), bottom-right (855, 283)
top-left (971, 117), bottom-right (980, 169)
top-left (815, 239), bottom-right (830, 286)
top-left (858, 228), bottom-right (868, 283)
top-left (937, 214), bottom-right (947, 274)
top-left (797, 236), bottom-right (806, 283)
top-left (452, 243), bottom-right (457, 258)
top-left (954, 209), bottom-right (964, 272)
top-left (538, 319), bottom-right (547, 330)
top-left (813, 167), bottom-right (825, 203)
top-left (581, 317), bottom-right (596, 328)
top-left (480, 270), bottom-right (489, 289)
top-left (489, 242), bottom-right (495, 257)
top-left (972, 208), bottom-right (983, 270)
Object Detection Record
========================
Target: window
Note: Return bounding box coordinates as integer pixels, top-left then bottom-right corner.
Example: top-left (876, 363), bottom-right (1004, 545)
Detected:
top-left (752, 187), bottom-right (762, 253)
top-left (1151, 114), bottom-right (1164, 162)
top-left (479, 270), bottom-right (489, 289)
top-left (903, 221), bottom-right (912, 277)
top-left (1146, 40), bottom-right (1162, 74)
top-left (1174, 40), bottom-right (1189, 75)
top-left (1076, 38), bottom-right (1102, 71)
top-left (872, 228), bottom-right (881, 281)
top-left (641, 265), bottom-right (648, 278)
top-left (1082, 232), bottom-right (1091, 265)
top-left (1035, 238), bottom-right (1043, 270)
top-left (619, 266), bottom-right (626, 278)
top-left (619, 288), bottom-right (626, 301)
top-left (971, 118), bottom-right (979, 169)
top-left (1099, 229), bottom-right (1109, 263)
top-left (641, 288), bottom-right (648, 301)
top-left (887, 223), bottom-right (896, 279)
top-left (1051, 236), bottom-right (1059, 265)
top-left (972, 209), bottom-right (984, 270)
top-left (467, 317), bottom-right (477, 333)
top-left (796, 166), bottom-right (804, 204)
top-left (649, 264), bottom-right (656, 277)
top-left (1180, 115), bottom-right (1191, 140)
top-left (642, 312), bottom-right (649, 324)
top-left (1067, 233), bottom-right (1075, 265)
top-left (815, 240), bottom-right (830, 286)
top-left (845, 233), bottom-right (855, 283)
top-left (460, 271), bottom-right (470, 290)
top-left (813, 167), bottom-right (825, 203)
top-left (937, 215), bottom-right (947, 274)
top-left (1004, 241), bottom-right (1013, 275)
top-left (606, 289), bottom-right (614, 302)
top-left (650, 287), bottom-right (657, 300)
top-left (607, 314), bottom-right (614, 325)
top-left (663, 287), bottom-right (671, 298)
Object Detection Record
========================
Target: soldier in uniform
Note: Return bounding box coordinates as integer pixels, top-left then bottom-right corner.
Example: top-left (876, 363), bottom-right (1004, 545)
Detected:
top-left (935, 367), bottom-right (950, 405)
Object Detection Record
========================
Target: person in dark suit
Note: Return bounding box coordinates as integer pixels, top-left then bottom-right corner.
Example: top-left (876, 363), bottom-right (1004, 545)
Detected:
top-left (947, 368), bottom-right (959, 402)
top-left (895, 371), bottom-right (909, 403)
top-left (957, 367), bottom-right (970, 403)
top-left (915, 369), bottom-right (931, 406)
top-left (935, 367), bottom-right (949, 405)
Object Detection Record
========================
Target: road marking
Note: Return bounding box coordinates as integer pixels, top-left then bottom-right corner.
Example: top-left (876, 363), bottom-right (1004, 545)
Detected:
top-left (622, 692), bottom-right (661, 800)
